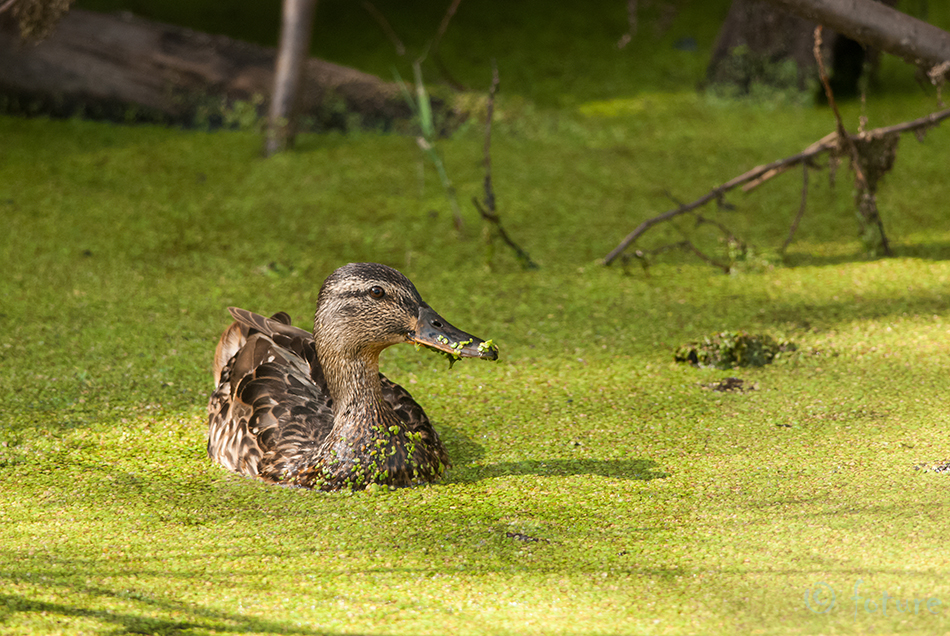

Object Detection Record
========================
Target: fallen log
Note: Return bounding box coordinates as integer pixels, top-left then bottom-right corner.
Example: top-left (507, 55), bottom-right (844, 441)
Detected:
top-left (764, 0), bottom-right (950, 71)
top-left (0, 8), bottom-right (421, 129)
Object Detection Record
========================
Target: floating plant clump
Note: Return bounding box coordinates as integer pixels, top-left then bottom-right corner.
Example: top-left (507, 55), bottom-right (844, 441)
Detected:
top-left (675, 331), bottom-right (795, 369)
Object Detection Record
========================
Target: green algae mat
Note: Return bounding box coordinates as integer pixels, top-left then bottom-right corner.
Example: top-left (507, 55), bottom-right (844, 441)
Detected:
top-left (3, 105), bottom-right (949, 634)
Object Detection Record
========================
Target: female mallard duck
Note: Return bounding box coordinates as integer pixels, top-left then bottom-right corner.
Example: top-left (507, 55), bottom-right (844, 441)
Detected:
top-left (207, 262), bottom-right (498, 491)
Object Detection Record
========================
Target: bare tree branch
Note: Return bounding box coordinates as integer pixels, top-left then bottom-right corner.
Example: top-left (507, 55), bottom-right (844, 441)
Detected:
top-left (814, 27), bottom-right (865, 187)
top-left (627, 240), bottom-right (731, 274)
top-left (603, 104), bottom-right (950, 265)
top-left (741, 133), bottom-right (833, 191)
top-left (604, 188), bottom-right (732, 266)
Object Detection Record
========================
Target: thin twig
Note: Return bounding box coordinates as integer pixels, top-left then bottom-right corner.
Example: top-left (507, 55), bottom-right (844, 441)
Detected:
top-left (859, 107), bottom-right (950, 136)
top-left (741, 132), bottom-right (835, 191)
top-left (482, 60), bottom-right (499, 213)
top-left (0, 0), bottom-right (17, 15)
top-left (663, 190), bottom-right (738, 241)
top-left (475, 62), bottom-right (538, 270)
top-left (473, 199), bottom-right (538, 269)
top-left (679, 240), bottom-right (731, 273)
top-left (814, 27), bottom-right (868, 192)
top-left (604, 188), bottom-right (728, 265)
top-left (362, 1), bottom-right (405, 56)
top-left (432, 0), bottom-right (462, 52)
top-left (430, 0), bottom-right (465, 90)
top-left (781, 162), bottom-right (810, 253)
top-left (631, 241), bottom-right (730, 274)
top-left (693, 212), bottom-right (738, 243)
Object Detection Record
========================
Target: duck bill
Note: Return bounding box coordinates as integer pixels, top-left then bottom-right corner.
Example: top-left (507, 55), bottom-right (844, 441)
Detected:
top-left (409, 305), bottom-right (498, 360)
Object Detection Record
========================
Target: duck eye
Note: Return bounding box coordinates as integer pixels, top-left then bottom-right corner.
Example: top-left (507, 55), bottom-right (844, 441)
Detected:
top-left (369, 286), bottom-right (385, 299)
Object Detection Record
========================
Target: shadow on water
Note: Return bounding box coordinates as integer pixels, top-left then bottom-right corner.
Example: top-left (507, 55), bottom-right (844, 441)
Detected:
top-left (458, 458), bottom-right (670, 482)
top-left (782, 241), bottom-right (950, 269)
top-left (0, 589), bottom-right (353, 636)
top-left (439, 426), bottom-right (669, 483)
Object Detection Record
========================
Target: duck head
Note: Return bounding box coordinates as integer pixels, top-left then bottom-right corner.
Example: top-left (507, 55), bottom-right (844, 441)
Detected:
top-left (313, 262), bottom-right (498, 364)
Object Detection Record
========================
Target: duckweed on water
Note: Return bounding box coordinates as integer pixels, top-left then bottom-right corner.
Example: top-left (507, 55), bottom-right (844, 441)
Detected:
top-left (3, 0), bottom-right (950, 632)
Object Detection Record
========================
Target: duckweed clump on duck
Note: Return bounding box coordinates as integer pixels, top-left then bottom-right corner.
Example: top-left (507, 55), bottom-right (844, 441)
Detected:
top-left (674, 331), bottom-right (796, 369)
top-left (297, 422), bottom-right (449, 491)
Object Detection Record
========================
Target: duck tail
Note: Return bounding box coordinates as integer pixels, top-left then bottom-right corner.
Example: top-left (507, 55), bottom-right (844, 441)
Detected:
top-left (212, 321), bottom-right (248, 386)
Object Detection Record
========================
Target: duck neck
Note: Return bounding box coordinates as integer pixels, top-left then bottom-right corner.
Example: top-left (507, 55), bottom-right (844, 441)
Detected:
top-left (321, 349), bottom-right (395, 429)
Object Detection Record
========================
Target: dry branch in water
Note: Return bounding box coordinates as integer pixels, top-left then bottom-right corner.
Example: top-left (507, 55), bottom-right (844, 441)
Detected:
top-left (474, 62), bottom-right (538, 270)
top-left (812, 25), bottom-right (892, 256)
top-left (781, 163), bottom-right (809, 253)
top-left (603, 104), bottom-right (950, 266)
top-left (606, 12), bottom-right (950, 268)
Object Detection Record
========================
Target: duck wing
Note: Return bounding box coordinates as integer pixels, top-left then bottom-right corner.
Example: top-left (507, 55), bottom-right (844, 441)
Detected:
top-left (207, 309), bottom-right (333, 482)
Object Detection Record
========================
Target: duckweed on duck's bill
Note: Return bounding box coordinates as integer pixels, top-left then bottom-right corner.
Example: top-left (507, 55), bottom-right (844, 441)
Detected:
top-left (207, 263), bottom-right (497, 491)
top-left (418, 336), bottom-right (499, 368)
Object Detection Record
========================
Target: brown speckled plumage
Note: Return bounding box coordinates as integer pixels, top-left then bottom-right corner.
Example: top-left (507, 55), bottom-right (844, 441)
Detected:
top-left (207, 262), bottom-right (497, 490)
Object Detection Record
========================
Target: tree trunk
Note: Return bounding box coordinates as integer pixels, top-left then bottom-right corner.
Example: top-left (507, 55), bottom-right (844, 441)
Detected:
top-left (264, 0), bottom-right (317, 156)
top-left (0, 8), bottom-right (420, 131)
top-left (707, 0), bottom-right (904, 97)
top-left (706, 0), bottom-right (821, 93)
